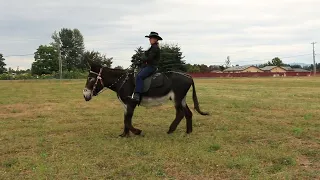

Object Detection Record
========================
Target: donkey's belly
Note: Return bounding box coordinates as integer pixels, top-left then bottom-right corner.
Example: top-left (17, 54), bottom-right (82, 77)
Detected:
top-left (140, 91), bottom-right (175, 107)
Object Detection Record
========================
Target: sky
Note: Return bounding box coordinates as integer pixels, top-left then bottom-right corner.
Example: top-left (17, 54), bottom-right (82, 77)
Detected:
top-left (1, 0), bottom-right (319, 70)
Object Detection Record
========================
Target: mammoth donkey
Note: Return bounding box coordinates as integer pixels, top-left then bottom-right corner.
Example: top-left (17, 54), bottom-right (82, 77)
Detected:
top-left (83, 63), bottom-right (209, 137)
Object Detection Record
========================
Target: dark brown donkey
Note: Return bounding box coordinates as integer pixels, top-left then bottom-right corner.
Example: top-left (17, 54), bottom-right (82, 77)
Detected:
top-left (83, 62), bottom-right (209, 137)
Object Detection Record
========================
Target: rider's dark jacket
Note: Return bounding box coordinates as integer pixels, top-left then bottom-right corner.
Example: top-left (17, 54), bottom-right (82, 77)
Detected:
top-left (142, 43), bottom-right (160, 66)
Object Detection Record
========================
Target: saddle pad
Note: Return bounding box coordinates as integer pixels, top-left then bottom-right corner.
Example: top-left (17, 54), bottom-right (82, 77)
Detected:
top-left (142, 73), bottom-right (164, 93)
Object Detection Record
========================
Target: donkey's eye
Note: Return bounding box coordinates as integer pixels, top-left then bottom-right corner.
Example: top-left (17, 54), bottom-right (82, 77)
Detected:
top-left (88, 77), bottom-right (95, 82)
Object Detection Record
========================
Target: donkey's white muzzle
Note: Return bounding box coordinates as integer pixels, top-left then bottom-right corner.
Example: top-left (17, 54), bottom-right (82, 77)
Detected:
top-left (83, 88), bottom-right (92, 101)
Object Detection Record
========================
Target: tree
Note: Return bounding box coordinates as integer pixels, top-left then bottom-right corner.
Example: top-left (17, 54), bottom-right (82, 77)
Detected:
top-left (185, 64), bottom-right (200, 73)
top-left (267, 57), bottom-right (284, 67)
top-left (225, 56), bottom-right (231, 67)
top-left (114, 66), bottom-right (123, 69)
top-left (208, 65), bottom-right (221, 72)
top-left (31, 45), bottom-right (59, 75)
top-left (219, 65), bottom-right (226, 71)
top-left (7, 67), bottom-right (13, 73)
top-left (290, 64), bottom-right (302, 69)
top-left (130, 44), bottom-right (186, 72)
top-left (82, 50), bottom-right (113, 69)
top-left (0, 53), bottom-right (6, 74)
top-left (198, 64), bottom-right (211, 72)
top-left (309, 63), bottom-right (320, 72)
top-left (131, 46), bottom-right (145, 68)
top-left (158, 44), bottom-right (186, 72)
top-left (51, 28), bottom-right (85, 71)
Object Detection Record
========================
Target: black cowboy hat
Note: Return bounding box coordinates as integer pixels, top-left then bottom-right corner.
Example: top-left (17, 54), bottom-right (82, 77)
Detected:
top-left (145, 31), bottom-right (163, 40)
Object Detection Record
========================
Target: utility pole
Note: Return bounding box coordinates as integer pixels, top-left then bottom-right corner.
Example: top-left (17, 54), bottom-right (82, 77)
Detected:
top-left (58, 42), bottom-right (62, 80)
top-left (312, 42), bottom-right (316, 76)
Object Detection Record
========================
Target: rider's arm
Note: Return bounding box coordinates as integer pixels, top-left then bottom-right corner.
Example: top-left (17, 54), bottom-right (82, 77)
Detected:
top-left (143, 46), bottom-right (159, 64)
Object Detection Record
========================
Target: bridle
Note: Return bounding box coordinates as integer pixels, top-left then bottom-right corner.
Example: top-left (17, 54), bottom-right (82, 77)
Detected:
top-left (89, 68), bottom-right (104, 95)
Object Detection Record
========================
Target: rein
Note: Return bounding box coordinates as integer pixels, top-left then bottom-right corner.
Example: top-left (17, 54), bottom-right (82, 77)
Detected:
top-left (89, 66), bottom-right (133, 96)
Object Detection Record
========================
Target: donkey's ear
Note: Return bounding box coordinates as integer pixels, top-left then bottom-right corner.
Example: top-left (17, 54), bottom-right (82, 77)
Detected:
top-left (89, 60), bottom-right (103, 69)
top-left (87, 59), bottom-right (98, 68)
top-left (86, 60), bottom-right (92, 69)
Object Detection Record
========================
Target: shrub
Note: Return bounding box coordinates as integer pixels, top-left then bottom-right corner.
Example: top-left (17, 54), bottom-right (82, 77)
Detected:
top-left (0, 71), bottom-right (88, 80)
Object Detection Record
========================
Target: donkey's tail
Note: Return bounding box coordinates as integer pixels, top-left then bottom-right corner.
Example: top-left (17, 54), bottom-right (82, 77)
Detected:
top-left (191, 80), bottom-right (209, 115)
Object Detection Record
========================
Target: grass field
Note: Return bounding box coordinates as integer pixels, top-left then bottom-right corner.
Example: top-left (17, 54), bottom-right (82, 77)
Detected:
top-left (1, 77), bottom-right (319, 179)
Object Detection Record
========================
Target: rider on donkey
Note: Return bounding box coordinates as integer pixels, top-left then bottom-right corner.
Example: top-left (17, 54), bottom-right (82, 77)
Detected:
top-left (130, 31), bottom-right (163, 102)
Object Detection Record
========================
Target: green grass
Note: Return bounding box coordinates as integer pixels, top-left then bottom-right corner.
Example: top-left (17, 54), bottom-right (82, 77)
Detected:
top-left (1, 77), bottom-right (320, 179)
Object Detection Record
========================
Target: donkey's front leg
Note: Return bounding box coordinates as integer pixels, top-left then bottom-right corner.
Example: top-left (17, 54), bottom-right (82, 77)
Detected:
top-left (123, 104), bottom-right (143, 136)
top-left (119, 113), bottom-right (130, 137)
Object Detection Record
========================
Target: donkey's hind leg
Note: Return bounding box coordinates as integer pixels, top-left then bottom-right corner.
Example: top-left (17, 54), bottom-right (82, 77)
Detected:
top-left (167, 103), bottom-right (185, 134)
top-left (184, 104), bottom-right (193, 134)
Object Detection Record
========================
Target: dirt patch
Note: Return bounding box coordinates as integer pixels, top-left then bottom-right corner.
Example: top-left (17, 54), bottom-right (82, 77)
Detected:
top-left (0, 103), bottom-right (58, 119)
top-left (297, 155), bottom-right (312, 167)
top-left (163, 162), bottom-right (233, 180)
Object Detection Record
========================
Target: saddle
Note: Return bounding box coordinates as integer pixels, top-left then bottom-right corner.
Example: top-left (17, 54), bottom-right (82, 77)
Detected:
top-left (133, 68), bottom-right (165, 93)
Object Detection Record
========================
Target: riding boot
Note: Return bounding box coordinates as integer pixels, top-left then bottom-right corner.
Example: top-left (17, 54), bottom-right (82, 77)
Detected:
top-left (129, 93), bottom-right (140, 102)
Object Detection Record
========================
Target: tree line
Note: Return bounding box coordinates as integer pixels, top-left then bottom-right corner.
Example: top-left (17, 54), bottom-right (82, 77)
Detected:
top-left (32, 28), bottom-right (187, 75)
top-left (0, 28), bottom-right (319, 78)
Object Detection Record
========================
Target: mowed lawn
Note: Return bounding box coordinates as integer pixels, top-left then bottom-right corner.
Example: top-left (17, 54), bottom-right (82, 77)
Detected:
top-left (1, 77), bottom-right (319, 180)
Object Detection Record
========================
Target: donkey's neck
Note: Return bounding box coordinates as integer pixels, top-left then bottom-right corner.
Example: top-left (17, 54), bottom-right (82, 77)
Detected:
top-left (102, 68), bottom-right (128, 92)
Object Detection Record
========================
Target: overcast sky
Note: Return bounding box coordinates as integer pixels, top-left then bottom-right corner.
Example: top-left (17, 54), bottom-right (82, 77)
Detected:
top-left (1, 0), bottom-right (319, 69)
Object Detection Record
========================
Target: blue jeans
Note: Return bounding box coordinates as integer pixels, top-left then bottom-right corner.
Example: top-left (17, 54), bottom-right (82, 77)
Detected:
top-left (135, 66), bottom-right (156, 93)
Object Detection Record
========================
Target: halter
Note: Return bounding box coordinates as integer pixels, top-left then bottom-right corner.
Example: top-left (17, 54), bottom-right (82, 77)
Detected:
top-left (90, 67), bottom-right (104, 95)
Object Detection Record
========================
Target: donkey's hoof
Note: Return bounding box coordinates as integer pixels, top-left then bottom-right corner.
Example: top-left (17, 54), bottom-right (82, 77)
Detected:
top-left (140, 131), bottom-right (145, 137)
top-left (167, 130), bottom-right (174, 134)
top-left (134, 129), bottom-right (142, 135)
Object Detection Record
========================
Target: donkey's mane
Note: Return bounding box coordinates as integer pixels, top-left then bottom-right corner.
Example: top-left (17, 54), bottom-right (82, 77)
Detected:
top-left (105, 67), bottom-right (131, 76)
top-left (90, 62), bottom-right (133, 75)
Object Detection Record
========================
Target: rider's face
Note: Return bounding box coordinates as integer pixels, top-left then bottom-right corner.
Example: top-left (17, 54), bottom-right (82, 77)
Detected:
top-left (149, 37), bottom-right (157, 44)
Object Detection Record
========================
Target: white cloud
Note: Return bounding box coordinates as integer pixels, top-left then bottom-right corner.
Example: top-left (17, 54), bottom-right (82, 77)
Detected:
top-left (1, 0), bottom-right (319, 69)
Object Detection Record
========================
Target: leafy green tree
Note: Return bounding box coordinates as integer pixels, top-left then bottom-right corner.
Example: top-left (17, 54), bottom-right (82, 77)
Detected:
top-left (290, 65), bottom-right (302, 69)
top-left (260, 57), bottom-right (285, 67)
top-left (7, 67), bottom-right (14, 73)
top-left (31, 45), bottom-right (59, 75)
top-left (0, 53), bottom-right (6, 74)
top-left (198, 64), bottom-right (211, 73)
top-left (271, 57), bottom-right (284, 66)
top-left (51, 28), bottom-right (85, 71)
top-left (309, 63), bottom-right (320, 71)
top-left (82, 50), bottom-right (113, 69)
top-left (131, 46), bottom-right (145, 68)
top-left (265, 57), bottom-right (284, 67)
top-left (159, 44), bottom-right (186, 72)
top-left (185, 64), bottom-right (200, 73)
top-left (114, 66), bottom-right (123, 69)
top-left (131, 44), bottom-right (186, 72)
top-left (185, 64), bottom-right (193, 72)
top-left (219, 65), bottom-right (226, 71)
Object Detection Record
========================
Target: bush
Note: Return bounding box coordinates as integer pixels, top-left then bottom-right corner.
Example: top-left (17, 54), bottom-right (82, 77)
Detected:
top-left (52, 70), bottom-right (87, 79)
top-left (0, 70), bottom-right (88, 80)
top-left (0, 73), bottom-right (12, 80)
top-left (63, 70), bottom-right (87, 79)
